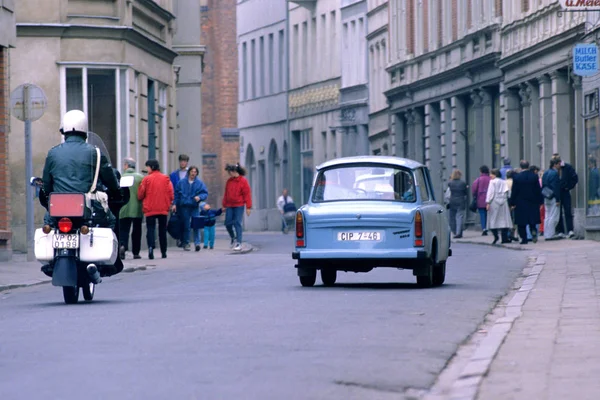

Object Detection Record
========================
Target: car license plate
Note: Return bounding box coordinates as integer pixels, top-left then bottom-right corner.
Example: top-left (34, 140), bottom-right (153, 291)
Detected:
top-left (52, 233), bottom-right (79, 249)
top-left (337, 231), bottom-right (382, 241)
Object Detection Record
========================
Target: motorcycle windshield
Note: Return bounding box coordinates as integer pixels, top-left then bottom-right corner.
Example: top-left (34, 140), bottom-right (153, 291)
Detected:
top-left (87, 131), bottom-right (112, 166)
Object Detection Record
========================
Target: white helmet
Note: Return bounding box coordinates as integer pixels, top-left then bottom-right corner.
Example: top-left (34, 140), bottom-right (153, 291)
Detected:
top-left (60, 110), bottom-right (88, 137)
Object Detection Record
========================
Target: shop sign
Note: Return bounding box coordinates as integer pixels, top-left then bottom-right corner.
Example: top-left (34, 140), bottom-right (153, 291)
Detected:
top-left (560, 0), bottom-right (600, 11)
top-left (573, 43), bottom-right (599, 77)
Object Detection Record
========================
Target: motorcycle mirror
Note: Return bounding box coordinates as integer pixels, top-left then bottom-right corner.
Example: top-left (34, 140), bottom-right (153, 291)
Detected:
top-left (120, 175), bottom-right (135, 188)
top-left (30, 176), bottom-right (43, 187)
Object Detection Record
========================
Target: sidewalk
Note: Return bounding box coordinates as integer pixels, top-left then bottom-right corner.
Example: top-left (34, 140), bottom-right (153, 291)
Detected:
top-left (434, 230), bottom-right (600, 399)
top-left (0, 229), bottom-right (254, 292)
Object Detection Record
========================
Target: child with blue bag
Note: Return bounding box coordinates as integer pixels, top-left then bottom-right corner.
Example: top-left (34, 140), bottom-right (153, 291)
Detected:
top-left (200, 202), bottom-right (223, 249)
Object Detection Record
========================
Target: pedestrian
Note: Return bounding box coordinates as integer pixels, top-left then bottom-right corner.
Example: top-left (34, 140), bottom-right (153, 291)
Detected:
top-left (200, 203), bottom-right (223, 249)
top-left (552, 153), bottom-right (578, 238)
top-left (485, 168), bottom-right (512, 244)
top-left (173, 165), bottom-right (208, 251)
top-left (169, 154), bottom-right (190, 247)
top-left (446, 169), bottom-right (468, 239)
top-left (276, 188), bottom-right (297, 234)
top-left (505, 169), bottom-right (519, 241)
top-left (541, 159), bottom-right (562, 240)
top-left (509, 160), bottom-right (543, 244)
top-left (119, 157), bottom-right (144, 260)
top-left (222, 163), bottom-right (252, 251)
top-left (472, 165), bottom-right (491, 236)
top-left (138, 159), bottom-right (174, 259)
top-left (500, 157), bottom-right (513, 180)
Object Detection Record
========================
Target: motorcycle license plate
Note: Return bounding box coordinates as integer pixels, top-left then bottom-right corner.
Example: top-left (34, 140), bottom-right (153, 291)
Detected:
top-left (52, 234), bottom-right (79, 249)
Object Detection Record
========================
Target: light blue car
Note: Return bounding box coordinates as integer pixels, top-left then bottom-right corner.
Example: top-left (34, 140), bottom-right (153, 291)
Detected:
top-left (292, 156), bottom-right (452, 288)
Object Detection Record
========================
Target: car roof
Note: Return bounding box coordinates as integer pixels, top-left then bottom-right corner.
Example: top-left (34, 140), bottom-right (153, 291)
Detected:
top-left (316, 156), bottom-right (424, 171)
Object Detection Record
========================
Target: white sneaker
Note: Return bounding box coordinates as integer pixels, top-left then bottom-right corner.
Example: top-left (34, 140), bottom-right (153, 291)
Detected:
top-left (568, 231), bottom-right (575, 238)
top-left (233, 243), bottom-right (242, 251)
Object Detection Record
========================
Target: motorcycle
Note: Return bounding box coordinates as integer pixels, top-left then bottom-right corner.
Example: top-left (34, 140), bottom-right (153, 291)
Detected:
top-left (32, 132), bottom-right (133, 304)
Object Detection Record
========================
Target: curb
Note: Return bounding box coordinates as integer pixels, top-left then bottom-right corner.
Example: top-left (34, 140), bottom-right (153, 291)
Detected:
top-left (0, 263), bottom-right (154, 293)
top-left (0, 279), bottom-right (51, 293)
top-left (446, 254), bottom-right (546, 400)
top-left (452, 240), bottom-right (529, 251)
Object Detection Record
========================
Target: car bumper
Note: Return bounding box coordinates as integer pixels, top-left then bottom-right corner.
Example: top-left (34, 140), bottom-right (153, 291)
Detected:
top-left (292, 248), bottom-right (427, 260)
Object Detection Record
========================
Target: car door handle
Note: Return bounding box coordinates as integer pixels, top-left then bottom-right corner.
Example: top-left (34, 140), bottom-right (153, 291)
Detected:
top-left (437, 209), bottom-right (444, 214)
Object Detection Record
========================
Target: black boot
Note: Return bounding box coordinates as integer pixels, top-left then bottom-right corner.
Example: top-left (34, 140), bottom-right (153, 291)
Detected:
top-left (492, 229), bottom-right (499, 245)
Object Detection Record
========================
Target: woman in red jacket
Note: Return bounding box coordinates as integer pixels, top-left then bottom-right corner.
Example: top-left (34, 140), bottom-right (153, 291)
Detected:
top-left (222, 163), bottom-right (252, 251)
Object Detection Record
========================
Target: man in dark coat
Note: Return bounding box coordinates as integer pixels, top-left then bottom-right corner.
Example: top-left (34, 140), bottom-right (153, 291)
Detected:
top-left (509, 160), bottom-right (543, 244)
top-left (552, 154), bottom-right (578, 238)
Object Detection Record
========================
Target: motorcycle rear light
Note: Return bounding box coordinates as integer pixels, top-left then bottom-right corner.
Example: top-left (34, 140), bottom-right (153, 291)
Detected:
top-left (80, 225), bottom-right (90, 235)
top-left (58, 218), bottom-right (73, 233)
top-left (42, 225), bottom-right (52, 234)
top-left (414, 211), bottom-right (423, 247)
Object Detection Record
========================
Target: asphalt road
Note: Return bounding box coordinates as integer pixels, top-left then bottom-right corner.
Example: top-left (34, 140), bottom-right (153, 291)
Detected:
top-left (0, 233), bottom-right (526, 400)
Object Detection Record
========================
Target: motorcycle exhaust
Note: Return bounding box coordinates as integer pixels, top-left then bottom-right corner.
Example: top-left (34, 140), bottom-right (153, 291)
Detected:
top-left (86, 264), bottom-right (102, 284)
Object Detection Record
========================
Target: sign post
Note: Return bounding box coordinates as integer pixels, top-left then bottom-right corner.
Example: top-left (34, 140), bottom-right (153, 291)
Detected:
top-left (10, 84), bottom-right (47, 261)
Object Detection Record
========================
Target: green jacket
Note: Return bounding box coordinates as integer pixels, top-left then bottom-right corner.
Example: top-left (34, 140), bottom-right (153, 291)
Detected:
top-left (119, 168), bottom-right (144, 219)
top-left (43, 135), bottom-right (119, 194)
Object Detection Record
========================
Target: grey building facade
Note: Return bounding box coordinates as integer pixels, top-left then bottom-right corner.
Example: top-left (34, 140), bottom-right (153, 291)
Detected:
top-left (237, 0), bottom-right (288, 230)
top-left (173, 0), bottom-right (205, 174)
top-left (367, 0), bottom-right (390, 155)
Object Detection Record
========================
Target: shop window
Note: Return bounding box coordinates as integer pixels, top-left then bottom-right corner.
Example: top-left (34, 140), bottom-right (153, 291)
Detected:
top-left (587, 116), bottom-right (600, 215)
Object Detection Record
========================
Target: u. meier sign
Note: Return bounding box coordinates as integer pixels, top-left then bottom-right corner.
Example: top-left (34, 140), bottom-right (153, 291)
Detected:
top-left (560, 0), bottom-right (600, 10)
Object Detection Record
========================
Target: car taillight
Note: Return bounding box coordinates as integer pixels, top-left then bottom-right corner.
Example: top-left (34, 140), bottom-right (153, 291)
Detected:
top-left (58, 218), bottom-right (73, 233)
top-left (414, 211), bottom-right (423, 247)
top-left (295, 211), bottom-right (305, 247)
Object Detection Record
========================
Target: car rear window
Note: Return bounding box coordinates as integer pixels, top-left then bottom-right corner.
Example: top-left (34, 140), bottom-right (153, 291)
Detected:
top-left (311, 164), bottom-right (416, 203)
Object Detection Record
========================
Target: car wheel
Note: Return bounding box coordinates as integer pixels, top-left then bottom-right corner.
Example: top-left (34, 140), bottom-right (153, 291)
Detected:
top-left (432, 261), bottom-right (446, 286)
top-left (321, 269), bottom-right (337, 286)
top-left (299, 269), bottom-right (317, 287)
top-left (416, 263), bottom-right (434, 288)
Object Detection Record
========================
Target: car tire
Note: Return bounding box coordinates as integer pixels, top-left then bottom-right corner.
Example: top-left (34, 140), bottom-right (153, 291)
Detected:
top-left (416, 245), bottom-right (436, 288)
top-left (416, 263), bottom-right (434, 288)
top-left (321, 269), bottom-right (337, 286)
top-left (299, 269), bottom-right (317, 287)
top-left (432, 261), bottom-right (446, 286)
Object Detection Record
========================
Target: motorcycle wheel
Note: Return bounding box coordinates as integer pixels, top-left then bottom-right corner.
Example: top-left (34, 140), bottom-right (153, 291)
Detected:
top-left (82, 281), bottom-right (95, 301)
top-left (62, 286), bottom-right (79, 304)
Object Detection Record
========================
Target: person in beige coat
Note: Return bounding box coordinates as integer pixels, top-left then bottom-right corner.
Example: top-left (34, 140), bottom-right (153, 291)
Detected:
top-left (486, 168), bottom-right (513, 244)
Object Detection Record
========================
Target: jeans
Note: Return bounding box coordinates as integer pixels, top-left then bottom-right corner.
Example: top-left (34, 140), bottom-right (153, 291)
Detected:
top-left (544, 198), bottom-right (560, 239)
top-left (146, 214), bottom-right (167, 254)
top-left (518, 224), bottom-right (537, 244)
top-left (448, 207), bottom-right (465, 236)
top-left (119, 217), bottom-right (142, 255)
top-left (204, 225), bottom-right (216, 248)
top-left (180, 206), bottom-right (200, 246)
top-left (225, 206), bottom-right (244, 244)
top-left (478, 208), bottom-right (487, 231)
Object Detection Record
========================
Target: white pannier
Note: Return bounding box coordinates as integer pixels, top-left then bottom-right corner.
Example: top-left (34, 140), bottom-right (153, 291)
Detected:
top-left (34, 228), bottom-right (54, 263)
top-left (79, 228), bottom-right (118, 265)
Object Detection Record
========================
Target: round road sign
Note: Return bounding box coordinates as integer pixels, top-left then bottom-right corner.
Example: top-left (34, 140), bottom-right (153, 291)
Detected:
top-left (10, 84), bottom-right (48, 122)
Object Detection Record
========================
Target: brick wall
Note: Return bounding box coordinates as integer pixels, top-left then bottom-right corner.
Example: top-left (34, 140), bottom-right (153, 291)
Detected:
top-left (407, 0), bottom-right (415, 54)
top-left (423, 0), bottom-right (428, 52)
top-left (452, 0), bottom-right (457, 41)
top-left (0, 47), bottom-right (12, 259)
top-left (201, 0), bottom-right (239, 209)
top-left (467, 0), bottom-right (472, 29)
top-left (438, 0), bottom-right (443, 48)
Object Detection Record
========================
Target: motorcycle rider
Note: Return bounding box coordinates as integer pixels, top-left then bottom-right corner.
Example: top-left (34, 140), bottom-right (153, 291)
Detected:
top-left (40, 109), bottom-right (123, 277)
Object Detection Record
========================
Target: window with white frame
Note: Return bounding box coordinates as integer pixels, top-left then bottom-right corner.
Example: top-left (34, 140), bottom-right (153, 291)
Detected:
top-left (63, 66), bottom-right (128, 166)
